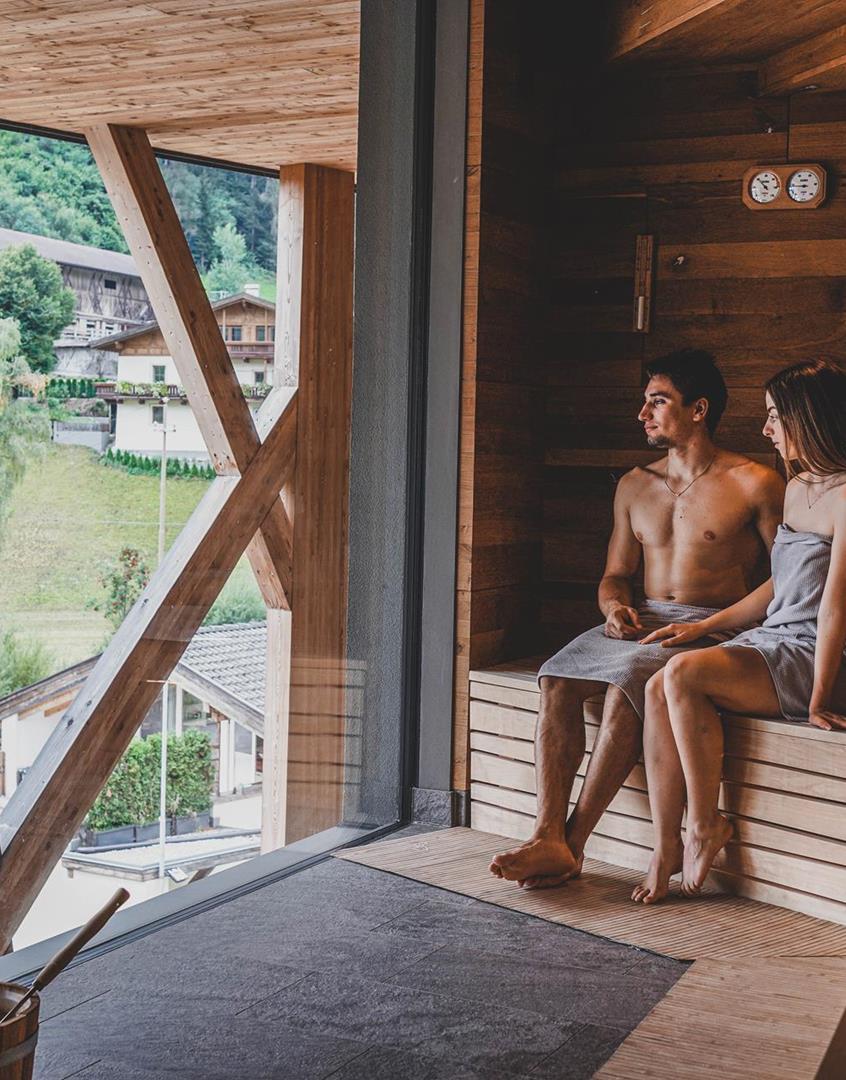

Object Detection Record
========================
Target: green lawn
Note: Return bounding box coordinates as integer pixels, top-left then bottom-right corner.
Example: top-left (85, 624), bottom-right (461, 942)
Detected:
top-left (0, 444), bottom-right (259, 671)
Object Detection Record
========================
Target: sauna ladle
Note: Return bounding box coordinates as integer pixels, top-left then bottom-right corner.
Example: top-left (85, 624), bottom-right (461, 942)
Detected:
top-left (0, 887), bottom-right (130, 1025)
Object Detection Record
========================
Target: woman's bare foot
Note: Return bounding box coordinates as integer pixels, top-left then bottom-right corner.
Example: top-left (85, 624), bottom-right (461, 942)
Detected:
top-left (489, 836), bottom-right (579, 886)
top-left (682, 815), bottom-right (733, 896)
top-left (631, 840), bottom-right (684, 904)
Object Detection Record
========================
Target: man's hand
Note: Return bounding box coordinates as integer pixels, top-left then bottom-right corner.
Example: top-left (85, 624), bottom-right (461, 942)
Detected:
top-left (638, 621), bottom-right (710, 647)
top-left (604, 605), bottom-right (643, 640)
top-left (809, 710), bottom-right (846, 732)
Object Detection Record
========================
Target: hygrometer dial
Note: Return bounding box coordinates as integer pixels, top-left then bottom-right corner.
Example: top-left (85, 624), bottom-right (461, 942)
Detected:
top-left (749, 170), bottom-right (781, 204)
top-left (788, 168), bottom-right (821, 203)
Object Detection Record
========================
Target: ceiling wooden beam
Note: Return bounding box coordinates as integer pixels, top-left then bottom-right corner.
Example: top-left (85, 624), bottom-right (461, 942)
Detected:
top-left (760, 25), bottom-right (846, 96)
top-left (86, 124), bottom-right (294, 609)
top-left (607, 0), bottom-right (735, 62)
top-left (0, 396), bottom-right (297, 951)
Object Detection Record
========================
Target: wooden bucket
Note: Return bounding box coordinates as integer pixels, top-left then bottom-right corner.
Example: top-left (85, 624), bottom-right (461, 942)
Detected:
top-left (0, 985), bottom-right (39, 1080)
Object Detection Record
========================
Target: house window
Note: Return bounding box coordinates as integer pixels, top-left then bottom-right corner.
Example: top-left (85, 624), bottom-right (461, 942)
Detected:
top-left (225, 325), bottom-right (242, 342)
top-left (268, 325), bottom-right (275, 341)
top-left (255, 326), bottom-right (265, 342)
top-left (151, 405), bottom-right (164, 425)
top-left (152, 364), bottom-right (166, 383)
top-left (104, 279), bottom-right (117, 290)
top-left (254, 371), bottom-right (265, 385)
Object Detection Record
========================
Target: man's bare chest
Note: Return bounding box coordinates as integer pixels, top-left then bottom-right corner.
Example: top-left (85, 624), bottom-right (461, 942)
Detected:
top-left (629, 492), bottom-right (751, 549)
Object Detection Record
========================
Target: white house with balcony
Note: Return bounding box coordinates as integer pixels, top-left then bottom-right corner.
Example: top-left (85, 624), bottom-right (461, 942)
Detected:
top-left (92, 290), bottom-right (276, 462)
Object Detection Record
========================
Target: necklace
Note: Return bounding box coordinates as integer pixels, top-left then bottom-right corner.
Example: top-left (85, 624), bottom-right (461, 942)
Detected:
top-left (663, 454), bottom-right (717, 498)
top-left (805, 473), bottom-right (846, 510)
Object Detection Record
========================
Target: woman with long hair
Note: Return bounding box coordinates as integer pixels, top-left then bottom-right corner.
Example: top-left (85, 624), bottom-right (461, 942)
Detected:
top-left (631, 359), bottom-right (846, 903)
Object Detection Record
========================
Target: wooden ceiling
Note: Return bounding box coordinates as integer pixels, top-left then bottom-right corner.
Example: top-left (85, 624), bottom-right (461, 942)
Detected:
top-left (608, 0), bottom-right (846, 96)
top-left (0, 0), bottom-right (359, 172)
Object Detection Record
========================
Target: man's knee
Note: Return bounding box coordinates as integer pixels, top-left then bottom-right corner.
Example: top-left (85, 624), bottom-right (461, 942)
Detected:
top-left (602, 684), bottom-right (642, 733)
top-left (540, 676), bottom-right (587, 705)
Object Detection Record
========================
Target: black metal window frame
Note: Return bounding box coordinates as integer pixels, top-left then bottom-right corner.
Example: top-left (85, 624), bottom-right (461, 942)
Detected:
top-left (0, 0), bottom-right (467, 983)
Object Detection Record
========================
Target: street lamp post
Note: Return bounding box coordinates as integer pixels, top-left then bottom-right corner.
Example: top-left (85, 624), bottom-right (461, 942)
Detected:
top-left (156, 397), bottom-right (169, 887)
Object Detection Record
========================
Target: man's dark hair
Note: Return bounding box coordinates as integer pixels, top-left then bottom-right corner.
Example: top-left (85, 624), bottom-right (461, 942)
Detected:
top-left (645, 348), bottom-right (728, 435)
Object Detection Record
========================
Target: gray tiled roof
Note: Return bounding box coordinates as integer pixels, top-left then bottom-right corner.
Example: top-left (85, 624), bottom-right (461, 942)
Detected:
top-left (0, 227), bottom-right (140, 276)
top-left (178, 621), bottom-right (266, 716)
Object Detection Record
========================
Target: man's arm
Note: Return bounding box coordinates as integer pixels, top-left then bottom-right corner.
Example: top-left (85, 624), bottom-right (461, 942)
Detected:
top-left (598, 473), bottom-right (644, 639)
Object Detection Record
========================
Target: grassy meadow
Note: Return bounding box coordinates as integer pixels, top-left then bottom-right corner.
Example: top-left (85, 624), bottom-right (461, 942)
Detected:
top-left (0, 444), bottom-right (259, 671)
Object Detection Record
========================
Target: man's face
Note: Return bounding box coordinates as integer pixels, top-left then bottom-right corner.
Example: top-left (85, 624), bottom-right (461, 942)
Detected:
top-left (637, 376), bottom-right (701, 448)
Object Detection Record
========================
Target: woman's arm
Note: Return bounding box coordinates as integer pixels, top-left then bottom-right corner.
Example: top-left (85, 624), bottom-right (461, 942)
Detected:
top-left (639, 578), bottom-right (774, 647)
top-left (809, 494), bottom-right (846, 730)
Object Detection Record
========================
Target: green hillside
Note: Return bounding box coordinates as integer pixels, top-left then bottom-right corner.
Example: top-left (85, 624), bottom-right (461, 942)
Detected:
top-left (0, 444), bottom-right (258, 670)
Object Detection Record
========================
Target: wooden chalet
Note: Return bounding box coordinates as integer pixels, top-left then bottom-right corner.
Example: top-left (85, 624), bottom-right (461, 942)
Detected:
top-left (5, 1), bottom-right (846, 1072)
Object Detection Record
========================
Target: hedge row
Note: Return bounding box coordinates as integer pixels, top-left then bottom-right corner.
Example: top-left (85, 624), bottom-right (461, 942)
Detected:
top-left (86, 729), bottom-right (214, 831)
top-left (102, 447), bottom-right (215, 479)
top-left (46, 377), bottom-right (98, 399)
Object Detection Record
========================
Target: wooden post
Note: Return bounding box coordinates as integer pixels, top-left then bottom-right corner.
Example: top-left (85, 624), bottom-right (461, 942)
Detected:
top-left (262, 164), bottom-right (354, 848)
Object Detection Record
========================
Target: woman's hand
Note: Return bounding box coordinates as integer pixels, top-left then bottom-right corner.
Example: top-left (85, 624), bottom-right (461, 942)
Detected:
top-left (638, 621), bottom-right (711, 648)
top-left (809, 709), bottom-right (846, 732)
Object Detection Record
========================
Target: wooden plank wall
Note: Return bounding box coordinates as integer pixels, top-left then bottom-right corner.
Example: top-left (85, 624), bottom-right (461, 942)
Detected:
top-left (542, 68), bottom-right (846, 653)
top-left (453, 0), bottom-right (563, 789)
top-left (455, 3), bottom-right (846, 787)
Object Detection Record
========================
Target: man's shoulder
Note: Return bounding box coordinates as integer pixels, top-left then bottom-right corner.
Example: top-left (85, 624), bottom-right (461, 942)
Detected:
top-left (720, 452), bottom-right (784, 497)
top-left (620, 460), bottom-right (666, 491)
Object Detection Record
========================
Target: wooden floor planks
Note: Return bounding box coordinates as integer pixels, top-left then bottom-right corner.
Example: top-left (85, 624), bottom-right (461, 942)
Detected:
top-left (597, 957), bottom-right (846, 1079)
top-left (336, 828), bottom-right (846, 961)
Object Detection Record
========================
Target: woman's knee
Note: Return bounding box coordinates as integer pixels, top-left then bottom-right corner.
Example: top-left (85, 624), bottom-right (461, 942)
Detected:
top-left (644, 669), bottom-right (667, 707)
top-left (663, 651), bottom-right (706, 693)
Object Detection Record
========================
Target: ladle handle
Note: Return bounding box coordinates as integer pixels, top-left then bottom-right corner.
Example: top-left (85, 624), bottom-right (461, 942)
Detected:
top-left (32, 888), bottom-right (129, 992)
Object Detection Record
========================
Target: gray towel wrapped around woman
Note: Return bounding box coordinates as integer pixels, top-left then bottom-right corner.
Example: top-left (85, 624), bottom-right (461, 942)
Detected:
top-left (538, 599), bottom-right (735, 721)
top-left (721, 524), bottom-right (846, 721)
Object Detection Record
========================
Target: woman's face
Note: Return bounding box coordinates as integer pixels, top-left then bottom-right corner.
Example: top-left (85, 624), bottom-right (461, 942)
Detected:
top-left (763, 392), bottom-right (793, 460)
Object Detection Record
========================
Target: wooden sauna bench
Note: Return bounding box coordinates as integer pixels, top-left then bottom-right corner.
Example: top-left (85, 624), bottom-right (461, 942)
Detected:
top-left (469, 659), bottom-right (846, 925)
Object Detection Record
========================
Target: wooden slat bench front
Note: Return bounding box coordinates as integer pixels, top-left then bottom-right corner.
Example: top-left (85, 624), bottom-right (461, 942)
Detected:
top-left (469, 659), bottom-right (846, 925)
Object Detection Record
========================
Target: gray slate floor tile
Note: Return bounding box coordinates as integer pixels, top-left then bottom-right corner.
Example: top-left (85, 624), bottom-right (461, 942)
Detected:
top-left (385, 941), bottom-right (677, 1024)
top-left (241, 970), bottom-right (579, 1075)
top-left (327, 1043), bottom-right (536, 1079)
top-left (530, 1023), bottom-right (629, 1078)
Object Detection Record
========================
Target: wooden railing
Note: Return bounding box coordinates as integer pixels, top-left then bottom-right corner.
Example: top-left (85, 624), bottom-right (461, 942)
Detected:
top-left (96, 382), bottom-right (272, 401)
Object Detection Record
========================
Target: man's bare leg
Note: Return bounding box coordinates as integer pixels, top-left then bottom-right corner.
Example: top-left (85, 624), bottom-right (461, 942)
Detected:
top-left (632, 671), bottom-right (685, 904)
top-left (519, 685), bottom-right (643, 889)
top-left (664, 648), bottom-right (781, 894)
top-left (489, 675), bottom-right (604, 885)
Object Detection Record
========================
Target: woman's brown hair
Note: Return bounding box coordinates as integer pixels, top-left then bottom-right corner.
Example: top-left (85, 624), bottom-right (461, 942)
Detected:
top-left (766, 359), bottom-right (846, 478)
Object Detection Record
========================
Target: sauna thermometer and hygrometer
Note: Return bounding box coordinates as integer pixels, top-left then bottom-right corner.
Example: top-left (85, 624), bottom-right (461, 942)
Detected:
top-left (742, 164), bottom-right (826, 210)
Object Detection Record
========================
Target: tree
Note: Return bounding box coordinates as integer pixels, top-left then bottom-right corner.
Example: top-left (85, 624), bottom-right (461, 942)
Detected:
top-left (0, 245), bottom-right (75, 372)
top-left (0, 316), bottom-right (49, 543)
top-left (202, 223), bottom-right (258, 297)
top-left (92, 546), bottom-right (151, 629)
top-left (0, 626), bottom-right (53, 696)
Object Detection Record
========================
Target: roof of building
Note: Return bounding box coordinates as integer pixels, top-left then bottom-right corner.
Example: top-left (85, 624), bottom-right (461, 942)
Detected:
top-left (0, 227), bottom-right (141, 277)
top-left (0, 656), bottom-right (98, 721)
top-left (173, 621), bottom-right (266, 729)
top-left (90, 291), bottom-right (276, 349)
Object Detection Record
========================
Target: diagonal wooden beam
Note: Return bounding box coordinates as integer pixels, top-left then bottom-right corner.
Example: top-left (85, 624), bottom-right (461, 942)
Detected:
top-left (760, 25), bottom-right (846, 96)
top-left (85, 124), bottom-right (293, 610)
top-left (0, 396), bottom-right (297, 951)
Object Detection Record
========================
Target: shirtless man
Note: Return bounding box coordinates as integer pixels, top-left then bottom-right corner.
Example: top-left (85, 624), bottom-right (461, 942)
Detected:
top-left (489, 349), bottom-right (784, 890)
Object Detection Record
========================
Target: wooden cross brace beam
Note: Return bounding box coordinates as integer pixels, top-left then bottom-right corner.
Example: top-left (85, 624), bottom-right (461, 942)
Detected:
top-left (0, 395), bottom-right (297, 947)
top-left (0, 125), bottom-right (302, 950)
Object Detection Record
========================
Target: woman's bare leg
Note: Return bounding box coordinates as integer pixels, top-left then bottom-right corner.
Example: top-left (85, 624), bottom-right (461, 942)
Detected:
top-left (632, 670), bottom-right (685, 904)
top-left (663, 647), bottom-right (781, 894)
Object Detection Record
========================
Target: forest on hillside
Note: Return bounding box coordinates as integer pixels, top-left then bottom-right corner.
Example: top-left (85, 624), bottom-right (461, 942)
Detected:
top-left (0, 130), bottom-right (278, 279)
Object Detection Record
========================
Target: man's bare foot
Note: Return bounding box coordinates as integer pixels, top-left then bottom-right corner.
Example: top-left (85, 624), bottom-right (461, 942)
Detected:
top-left (520, 851), bottom-right (584, 890)
top-left (489, 836), bottom-right (578, 886)
top-left (631, 840), bottom-right (683, 904)
top-left (682, 815), bottom-right (733, 896)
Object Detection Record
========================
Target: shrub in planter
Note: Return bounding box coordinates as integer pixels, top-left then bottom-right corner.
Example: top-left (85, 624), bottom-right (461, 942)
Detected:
top-left (86, 729), bottom-right (213, 831)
